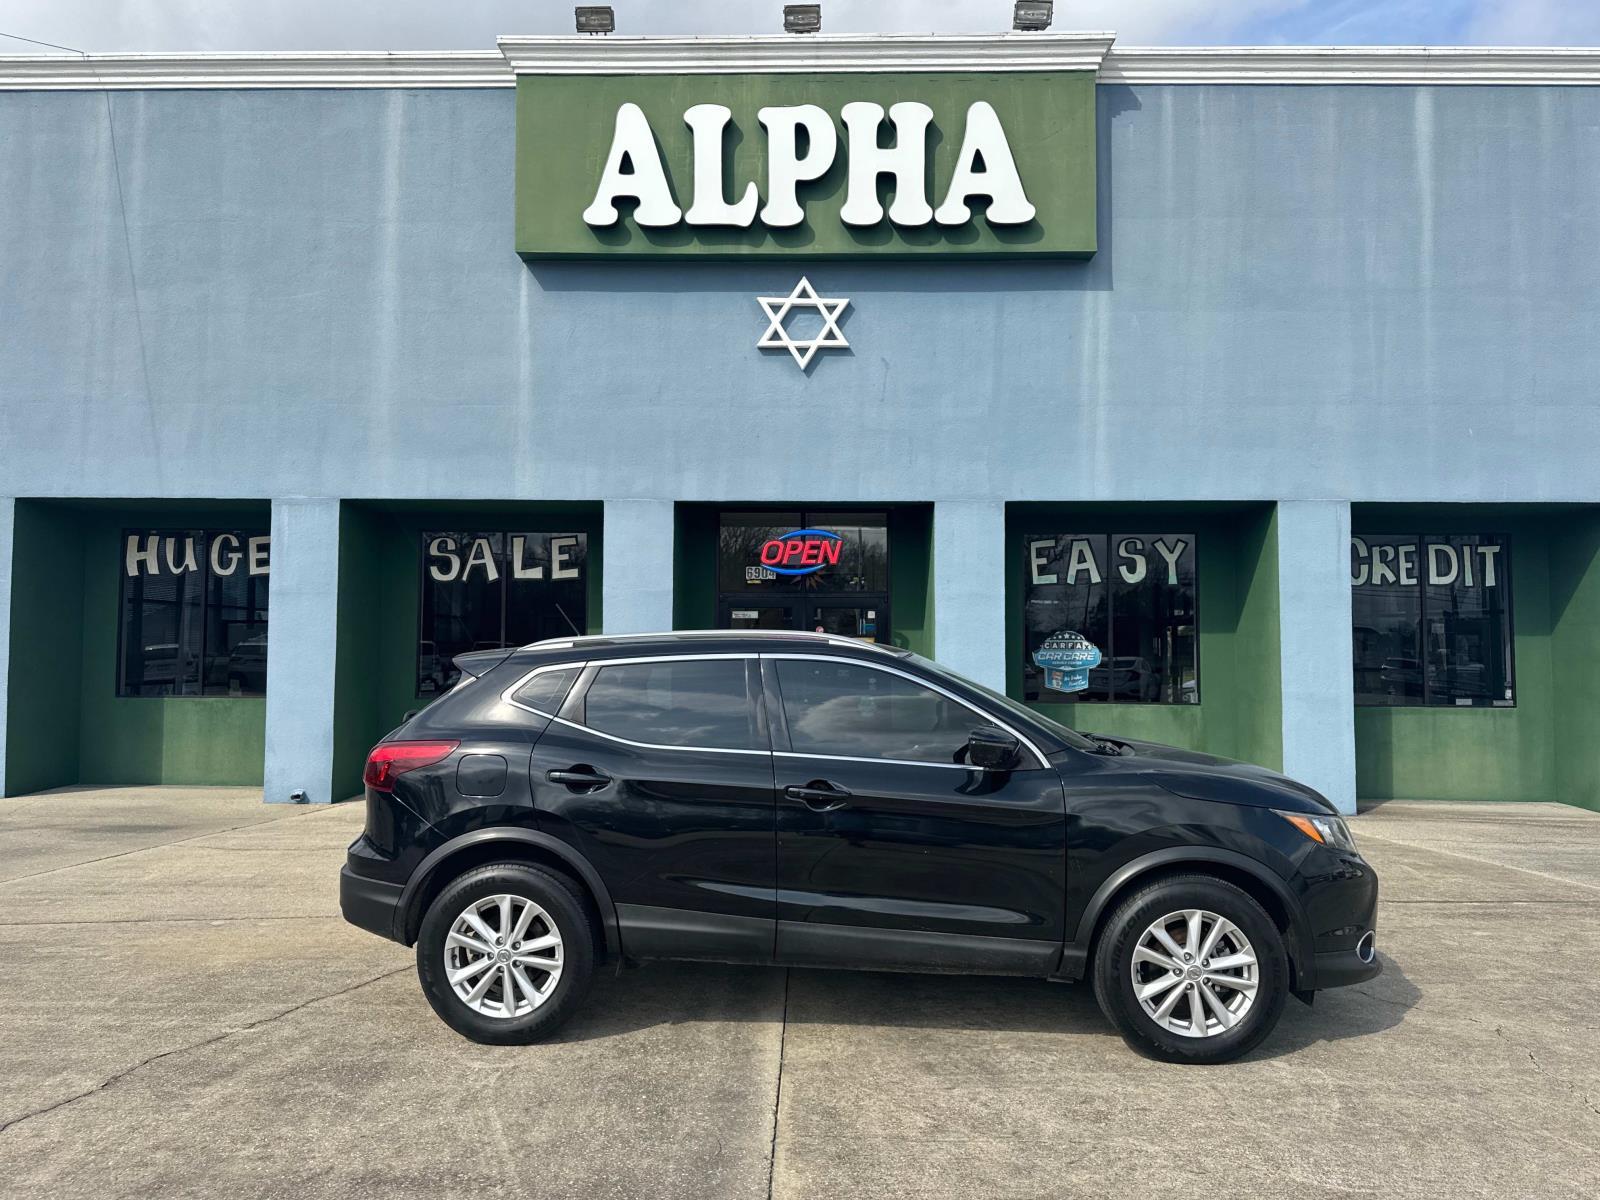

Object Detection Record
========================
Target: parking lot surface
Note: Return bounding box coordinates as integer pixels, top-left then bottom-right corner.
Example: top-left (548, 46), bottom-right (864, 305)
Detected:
top-left (1, 787), bottom-right (1596, 1199)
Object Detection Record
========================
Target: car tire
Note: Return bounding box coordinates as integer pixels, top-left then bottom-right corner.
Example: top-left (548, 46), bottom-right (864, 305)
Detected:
top-left (416, 862), bottom-right (595, 1045)
top-left (1092, 874), bottom-right (1289, 1065)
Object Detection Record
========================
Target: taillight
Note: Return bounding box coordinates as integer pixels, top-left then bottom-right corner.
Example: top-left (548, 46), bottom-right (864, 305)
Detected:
top-left (363, 740), bottom-right (459, 792)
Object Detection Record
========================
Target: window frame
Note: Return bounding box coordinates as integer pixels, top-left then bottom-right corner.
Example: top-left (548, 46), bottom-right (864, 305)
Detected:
top-left (1019, 531), bottom-right (1201, 707)
top-left (1350, 532), bottom-right (1517, 709)
top-left (764, 652), bottom-right (1048, 771)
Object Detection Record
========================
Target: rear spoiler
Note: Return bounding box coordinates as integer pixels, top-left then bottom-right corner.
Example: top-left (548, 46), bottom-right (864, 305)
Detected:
top-left (452, 648), bottom-right (515, 681)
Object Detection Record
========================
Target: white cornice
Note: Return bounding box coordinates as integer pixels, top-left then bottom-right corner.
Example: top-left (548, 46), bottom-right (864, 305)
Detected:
top-left (495, 33), bottom-right (1117, 75)
top-left (1102, 46), bottom-right (1600, 85)
top-left (4, 42), bottom-right (1600, 90)
top-left (0, 51), bottom-right (512, 90)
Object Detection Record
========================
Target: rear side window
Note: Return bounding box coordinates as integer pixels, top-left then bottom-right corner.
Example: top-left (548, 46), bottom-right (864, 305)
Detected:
top-left (581, 659), bottom-right (759, 750)
top-left (776, 659), bottom-right (976, 764)
top-left (510, 667), bottom-right (580, 714)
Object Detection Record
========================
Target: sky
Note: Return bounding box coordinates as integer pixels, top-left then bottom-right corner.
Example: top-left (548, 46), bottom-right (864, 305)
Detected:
top-left (1, 0), bottom-right (1599, 55)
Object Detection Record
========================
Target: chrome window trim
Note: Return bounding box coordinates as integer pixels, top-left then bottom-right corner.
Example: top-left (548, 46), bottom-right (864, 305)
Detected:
top-left (764, 652), bottom-right (1049, 770)
top-left (544, 712), bottom-right (771, 757)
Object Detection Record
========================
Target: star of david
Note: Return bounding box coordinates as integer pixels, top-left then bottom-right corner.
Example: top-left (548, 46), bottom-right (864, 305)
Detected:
top-left (756, 276), bottom-right (850, 369)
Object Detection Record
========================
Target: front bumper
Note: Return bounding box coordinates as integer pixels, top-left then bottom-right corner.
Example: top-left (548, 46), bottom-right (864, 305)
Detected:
top-left (1314, 936), bottom-right (1381, 988)
top-left (340, 862), bottom-right (405, 944)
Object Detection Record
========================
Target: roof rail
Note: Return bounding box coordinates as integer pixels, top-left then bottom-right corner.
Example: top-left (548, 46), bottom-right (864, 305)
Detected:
top-left (519, 629), bottom-right (896, 654)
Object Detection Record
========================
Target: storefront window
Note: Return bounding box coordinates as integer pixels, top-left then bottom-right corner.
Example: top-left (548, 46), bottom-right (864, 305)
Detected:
top-left (1351, 535), bottom-right (1514, 707)
top-left (418, 532), bottom-right (587, 695)
top-left (718, 511), bottom-right (888, 594)
top-left (117, 530), bottom-right (270, 697)
top-left (1021, 533), bottom-right (1198, 704)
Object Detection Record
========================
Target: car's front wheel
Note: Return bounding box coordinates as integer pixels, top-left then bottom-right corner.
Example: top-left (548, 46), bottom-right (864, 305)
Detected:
top-left (416, 863), bottom-right (594, 1044)
top-left (1092, 874), bottom-right (1289, 1064)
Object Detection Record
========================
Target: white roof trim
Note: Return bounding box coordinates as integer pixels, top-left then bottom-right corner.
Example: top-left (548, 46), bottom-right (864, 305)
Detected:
top-left (496, 33), bottom-right (1117, 75)
top-left (0, 51), bottom-right (512, 90)
top-left (1102, 46), bottom-right (1600, 85)
top-left (3, 42), bottom-right (1600, 91)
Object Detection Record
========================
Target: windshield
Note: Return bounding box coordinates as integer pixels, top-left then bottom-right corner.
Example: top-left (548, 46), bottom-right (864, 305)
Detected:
top-left (901, 652), bottom-right (1099, 753)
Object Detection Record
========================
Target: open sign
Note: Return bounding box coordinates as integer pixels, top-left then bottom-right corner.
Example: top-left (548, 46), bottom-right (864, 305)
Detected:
top-left (758, 529), bottom-right (842, 576)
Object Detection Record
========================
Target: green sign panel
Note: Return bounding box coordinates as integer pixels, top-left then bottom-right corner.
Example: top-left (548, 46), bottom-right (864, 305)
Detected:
top-left (514, 71), bottom-right (1097, 259)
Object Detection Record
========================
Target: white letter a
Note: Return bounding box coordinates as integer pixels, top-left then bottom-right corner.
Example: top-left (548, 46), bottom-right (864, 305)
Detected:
top-left (582, 102), bottom-right (682, 228)
top-left (935, 101), bottom-right (1036, 226)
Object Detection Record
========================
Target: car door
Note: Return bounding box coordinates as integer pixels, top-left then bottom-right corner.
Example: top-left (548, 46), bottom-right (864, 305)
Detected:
top-left (522, 653), bottom-right (777, 964)
top-left (765, 653), bottom-right (1067, 974)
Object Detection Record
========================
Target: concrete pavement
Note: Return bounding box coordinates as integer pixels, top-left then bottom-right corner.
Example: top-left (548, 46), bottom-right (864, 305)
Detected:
top-left (0, 788), bottom-right (1596, 1198)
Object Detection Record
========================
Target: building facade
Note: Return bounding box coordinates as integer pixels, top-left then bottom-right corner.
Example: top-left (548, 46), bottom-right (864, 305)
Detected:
top-left (4, 34), bottom-right (1600, 814)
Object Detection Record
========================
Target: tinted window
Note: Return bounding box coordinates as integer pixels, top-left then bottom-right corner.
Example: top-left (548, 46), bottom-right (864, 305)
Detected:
top-left (1021, 532), bottom-right (1198, 705)
top-left (776, 659), bottom-right (976, 764)
top-left (118, 530), bottom-right (270, 697)
top-left (510, 667), bottom-right (580, 714)
top-left (418, 531), bottom-right (588, 697)
top-left (582, 659), bottom-right (758, 750)
top-left (1351, 534), bottom-right (1514, 707)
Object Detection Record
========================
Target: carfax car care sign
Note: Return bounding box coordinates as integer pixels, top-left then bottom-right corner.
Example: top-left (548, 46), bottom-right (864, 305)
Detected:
top-left (514, 71), bottom-right (1096, 258)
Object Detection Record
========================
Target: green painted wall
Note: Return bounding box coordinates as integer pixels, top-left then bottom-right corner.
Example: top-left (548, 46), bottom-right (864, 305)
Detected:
top-left (887, 505), bottom-right (934, 658)
top-left (5, 502), bottom-right (86, 794)
top-left (5, 500), bottom-right (269, 793)
top-left (1006, 503), bottom-right (1282, 769)
top-left (672, 504), bottom-right (720, 630)
top-left (515, 71), bottom-right (1097, 258)
top-left (1353, 505), bottom-right (1591, 805)
top-left (330, 502), bottom-right (604, 801)
top-left (1550, 510), bottom-right (1600, 811)
top-left (672, 503), bottom-right (933, 654)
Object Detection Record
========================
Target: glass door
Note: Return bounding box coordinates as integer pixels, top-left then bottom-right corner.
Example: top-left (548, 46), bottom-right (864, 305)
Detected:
top-left (810, 598), bottom-right (889, 643)
top-left (720, 599), bottom-right (801, 631)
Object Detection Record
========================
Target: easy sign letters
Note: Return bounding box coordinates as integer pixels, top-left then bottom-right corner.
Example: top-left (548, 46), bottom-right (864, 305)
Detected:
top-left (581, 100), bottom-right (1036, 232)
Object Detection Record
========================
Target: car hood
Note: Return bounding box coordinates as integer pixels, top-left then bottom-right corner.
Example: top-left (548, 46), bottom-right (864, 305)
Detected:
top-left (1095, 735), bottom-right (1338, 815)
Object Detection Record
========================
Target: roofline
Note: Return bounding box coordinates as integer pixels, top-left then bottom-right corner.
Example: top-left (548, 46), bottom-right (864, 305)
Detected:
top-left (6, 40), bottom-right (1600, 90)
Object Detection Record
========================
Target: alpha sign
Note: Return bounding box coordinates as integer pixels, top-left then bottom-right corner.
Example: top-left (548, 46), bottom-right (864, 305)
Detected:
top-left (583, 100), bottom-right (1035, 231)
top-left (514, 71), bottom-right (1096, 258)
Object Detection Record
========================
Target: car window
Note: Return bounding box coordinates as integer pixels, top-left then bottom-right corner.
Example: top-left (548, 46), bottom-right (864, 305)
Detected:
top-left (581, 659), bottom-right (759, 750)
top-left (775, 659), bottom-right (977, 764)
top-left (510, 666), bottom-right (580, 714)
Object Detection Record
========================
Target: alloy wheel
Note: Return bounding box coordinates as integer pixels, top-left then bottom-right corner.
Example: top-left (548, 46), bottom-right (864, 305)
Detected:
top-left (1129, 908), bottom-right (1258, 1038)
top-left (443, 893), bottom-right (564, 1019)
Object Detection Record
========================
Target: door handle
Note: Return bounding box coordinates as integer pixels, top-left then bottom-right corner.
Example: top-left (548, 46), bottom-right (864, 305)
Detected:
top-left (547, 767), bottom-right (612, 790)
top-left (785, 782), bottom-right (852, 812)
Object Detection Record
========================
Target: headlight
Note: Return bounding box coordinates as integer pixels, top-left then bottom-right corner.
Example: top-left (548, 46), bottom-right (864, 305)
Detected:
top-left (1274, 809), bottom-right (1358, 854)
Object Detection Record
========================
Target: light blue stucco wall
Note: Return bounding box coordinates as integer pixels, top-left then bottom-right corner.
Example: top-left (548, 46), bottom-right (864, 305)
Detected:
top-left (1277, 500), bottom-right (1357, 814)
top-left (262, 499), bottom-right (341, 804)
top-left (3, 81), bottom-right (1598, 800)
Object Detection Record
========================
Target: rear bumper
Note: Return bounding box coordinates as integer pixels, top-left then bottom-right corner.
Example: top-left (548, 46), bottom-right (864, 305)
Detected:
top-left (340, 863), bottom-right (406, 944)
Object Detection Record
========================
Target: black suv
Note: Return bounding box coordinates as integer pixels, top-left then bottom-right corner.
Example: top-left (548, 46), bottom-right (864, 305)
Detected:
top-left (340, 631), bottom-right (1378, 1064)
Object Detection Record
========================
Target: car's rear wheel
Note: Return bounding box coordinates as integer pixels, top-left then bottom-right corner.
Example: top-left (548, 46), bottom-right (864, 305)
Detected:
top-left (416, 863), bottom-right (594, 1044)
top-left (1092, 874), bottom-right (1288, 1064)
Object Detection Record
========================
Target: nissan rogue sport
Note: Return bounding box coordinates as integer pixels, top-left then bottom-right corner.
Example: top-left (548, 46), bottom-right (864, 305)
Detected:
top-left (340, 630), bottom-right (1379, 1064)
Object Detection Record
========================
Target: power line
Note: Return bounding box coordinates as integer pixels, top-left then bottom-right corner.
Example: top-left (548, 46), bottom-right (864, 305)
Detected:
top-left (0, 30), bottom-right (86, 55)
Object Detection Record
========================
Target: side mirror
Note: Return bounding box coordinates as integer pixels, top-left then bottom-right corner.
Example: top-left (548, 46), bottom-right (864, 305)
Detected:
top-left (967, 725), bottom-right (1020, 770)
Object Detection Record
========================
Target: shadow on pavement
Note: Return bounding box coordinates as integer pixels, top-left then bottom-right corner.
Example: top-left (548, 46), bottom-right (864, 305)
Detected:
top-left (550, 950), bottom-right (1420, 1061)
